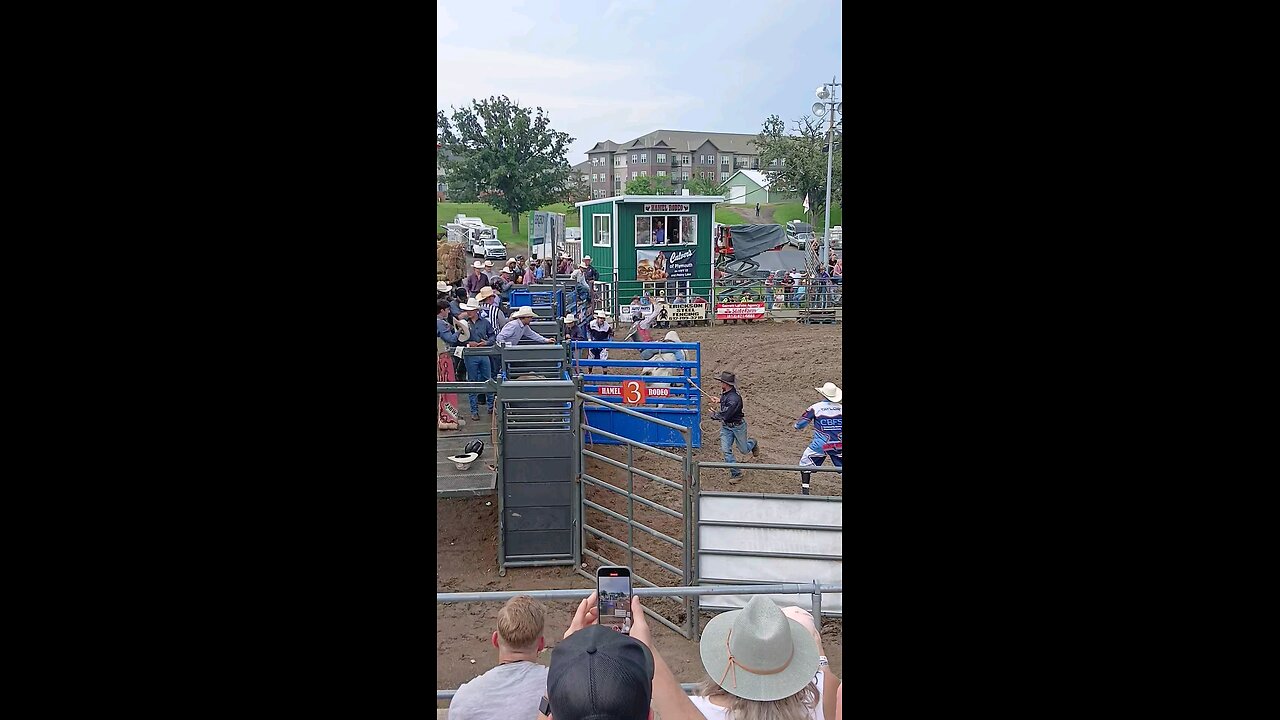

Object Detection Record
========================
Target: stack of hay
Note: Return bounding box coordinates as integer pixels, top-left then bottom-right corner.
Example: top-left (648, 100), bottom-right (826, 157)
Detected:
top-left (436, 239), bottom-right (466, 284)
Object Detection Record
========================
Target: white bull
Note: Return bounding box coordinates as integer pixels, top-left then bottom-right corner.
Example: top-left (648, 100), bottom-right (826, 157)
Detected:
top-left (640, 331), bottom-right (689, 408)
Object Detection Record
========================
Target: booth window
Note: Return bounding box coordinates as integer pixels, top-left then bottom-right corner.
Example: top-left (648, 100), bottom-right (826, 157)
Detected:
top-left (593, 214), bottom-right (611, 247)
top-left (635, 214), bottom-right (697, 247)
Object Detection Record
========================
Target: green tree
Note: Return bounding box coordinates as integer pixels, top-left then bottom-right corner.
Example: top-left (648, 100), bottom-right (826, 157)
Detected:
top-left (755, 114), bottom-right (842, 216)
top-left (437, 96), bottom-right (575, 235)
top-left (624, 175), bottom-right (672, 195)
top-left (563, 171), bottom-right (590, 205)
top-left (686, 175), bottom-right (723, 197)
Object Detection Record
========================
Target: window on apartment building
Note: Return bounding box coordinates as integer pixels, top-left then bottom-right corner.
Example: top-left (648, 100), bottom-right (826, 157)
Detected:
top-left (682, 171), bottom-right (689, 180)
top-left (640, 153), bottom-right (647, 162)
top-left (721, 171), bottom-right (729, 180)
top-left (593, 213), bottom-right (611, 247)
top-left (631, 154), bottom-right (638, 163)
top-left (641, 171), bottom-right (647, 177)
top-left (657, 170), bottom-right (666, 176)
top-left (657, 153), bottom-right (666, 163)
top-left (634, 214), bottom-right (698, 248)
top-left (722, 155), bottom-right (731, 164)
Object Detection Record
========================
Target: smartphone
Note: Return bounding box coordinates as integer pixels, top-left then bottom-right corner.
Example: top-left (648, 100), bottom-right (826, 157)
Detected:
top-left (596, 565), bottom-right (633, 634)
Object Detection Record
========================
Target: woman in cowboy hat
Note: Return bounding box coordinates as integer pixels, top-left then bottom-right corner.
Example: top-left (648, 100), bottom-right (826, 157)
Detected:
top-left (793, 382), bottom-right (842, 496)
top-left (626, 594), bottom-right (841, 720)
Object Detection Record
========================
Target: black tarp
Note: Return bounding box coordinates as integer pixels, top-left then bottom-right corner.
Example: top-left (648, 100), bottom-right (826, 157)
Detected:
top-left (726, 224), bottom-right (786, 261)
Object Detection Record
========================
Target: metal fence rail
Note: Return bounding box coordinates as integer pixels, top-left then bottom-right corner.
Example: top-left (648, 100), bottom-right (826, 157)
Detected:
top-left (436, 581), bottom-right (843, 702)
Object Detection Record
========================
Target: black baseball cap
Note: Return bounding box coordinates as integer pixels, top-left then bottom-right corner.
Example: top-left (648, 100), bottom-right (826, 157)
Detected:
top-left (547, 625), bottom-right (654, 720)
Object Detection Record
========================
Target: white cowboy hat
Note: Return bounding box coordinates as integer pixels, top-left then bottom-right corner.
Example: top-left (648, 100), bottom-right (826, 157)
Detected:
top-left (476, 286), bottom-right (496, 300)
top-left (578, 262), bottom-right (588, 268)
top-left (816, 382), bottom-right (842, 403)
top-left (510, 306), bottom-right (537, 320)
top-left (454, 318), bottom-right (471, 343)
top-left (436, 281), bottom-right (452, 293)
top-left (663, 330), bottom-right (682, 343)
top-left (447, 452), bottom-right (479, 470)
top-left (699, 595), bottom-right (819, 702)
top-left (459, 300), bottom-right (480, 311)
top-left (563, 313), bottom-right (577, 324)
top-left (483, 260), bottom-right (494, 267)
top-left (594, 310), bottom-right (611, 319)
top-left (499, 268), bottom-right (512, 275)
top-left (472, 260), bottom-right (483, 268)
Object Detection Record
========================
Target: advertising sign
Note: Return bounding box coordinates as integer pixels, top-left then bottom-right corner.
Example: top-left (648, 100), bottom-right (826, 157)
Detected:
top-left (715, 302), bottom-right (767, 320)
top-left (597, 383), bottom-right (671, 399)
top-left (664, 247), bottom-right (695, 280)
top-left (664, 303), bottom-right (707, 321)
top-left (643, 203), bottom-right (689, 212)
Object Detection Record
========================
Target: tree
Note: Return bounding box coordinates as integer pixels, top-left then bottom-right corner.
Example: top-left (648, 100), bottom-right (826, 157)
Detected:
top-left (686, 175), bottom-right (723, 197)
top-left (755, 114), bottom-right (842, 218)
top-left (563, 172), bottom-right (590, 205)
top-left (624, 175), bottom-right (672, 195)
top-left (437, 96), bottom-right (575, 235)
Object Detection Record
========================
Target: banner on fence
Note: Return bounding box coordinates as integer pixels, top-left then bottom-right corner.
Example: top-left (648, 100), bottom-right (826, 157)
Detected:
top-left (715, 302), bottom-right (767, 320)
top-left (596, 384), bottom-right (671, 399)
top-left (621, 303), bottom-right (708, 323)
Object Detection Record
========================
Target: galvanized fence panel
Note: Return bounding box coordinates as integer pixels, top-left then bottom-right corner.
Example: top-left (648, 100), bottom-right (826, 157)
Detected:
top-left (576, 391), bottom-right (695, 638)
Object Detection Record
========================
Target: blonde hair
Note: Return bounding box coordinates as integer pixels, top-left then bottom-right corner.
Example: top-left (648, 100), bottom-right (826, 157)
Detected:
top-left (496, 595), bottom-right (545, 650)
top-left (695, 677), bottom-right (819, 720)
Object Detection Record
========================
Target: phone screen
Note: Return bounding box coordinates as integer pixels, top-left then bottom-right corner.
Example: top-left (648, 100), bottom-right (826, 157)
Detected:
top-left (596, 567), bottom-right (632, 634)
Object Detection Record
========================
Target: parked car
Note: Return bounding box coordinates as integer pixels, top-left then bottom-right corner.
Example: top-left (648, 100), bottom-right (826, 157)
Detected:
top-left (471, 236), bottom-right (507, 260)
top-left (790, 232), bottom-right (815, 250)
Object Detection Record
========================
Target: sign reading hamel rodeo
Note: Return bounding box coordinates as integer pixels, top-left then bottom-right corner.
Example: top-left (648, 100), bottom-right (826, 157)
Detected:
top-left (643, 203), bottom-right (689, 212)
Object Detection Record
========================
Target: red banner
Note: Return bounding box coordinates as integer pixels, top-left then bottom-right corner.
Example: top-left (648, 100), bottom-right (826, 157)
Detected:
top-left (715, 302), bottom-right (766, 320)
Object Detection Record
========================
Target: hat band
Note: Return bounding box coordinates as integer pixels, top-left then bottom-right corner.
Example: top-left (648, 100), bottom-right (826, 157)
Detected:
top-left (718, 628), bottom-right (795, 690)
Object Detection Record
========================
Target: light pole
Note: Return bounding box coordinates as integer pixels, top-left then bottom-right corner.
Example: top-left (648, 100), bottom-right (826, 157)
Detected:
top-left (811, 77), bottom-right (842, 267)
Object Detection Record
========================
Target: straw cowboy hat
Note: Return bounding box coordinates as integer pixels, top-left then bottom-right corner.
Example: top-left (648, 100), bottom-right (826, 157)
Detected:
top-left (459, 300), bottom-right (480, 312)
top-left (563, 313), bottom-right (577, 324)
top-left (816, 382), bottom-right (842, 403)
top-left (699, 595), bottom-right (820, 702)
top-left (472, 260), bottom-right (483, 268)
top-left (717, 371), bottom-right (737, 387)
top-left (484, 260), bottom-right (494, 267)
top-left (510, 306), bottom-right (538, 320)
top-left (663, 330), bottom-right (682, 343)
top-left (454, 317), bottom-right (471, 343)
top-left (476, 286), bottom-right (496, 301)
top-left (448, 452), bottom-right (478, 470)
top-left (436, 281), bottom-right (452, 293)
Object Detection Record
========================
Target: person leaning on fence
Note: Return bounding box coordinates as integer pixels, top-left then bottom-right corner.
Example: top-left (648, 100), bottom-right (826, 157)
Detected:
top-left (794, 382), bottom-right (843, 495)
top-left (448, 595), bottom-right (550, 720)
top-left (585, 310), bottom-right (613, 374)
top-left (537, 592), bottom-right (658, 720)
top-left (495, 306), bottom-right (556, 347)
top-left (707, 371), bottom-right (759, 479)
top-left (459, 301), bottom-right (496, 420)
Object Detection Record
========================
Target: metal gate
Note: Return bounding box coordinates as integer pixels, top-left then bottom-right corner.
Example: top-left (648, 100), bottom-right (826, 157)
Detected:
top-left (576, 391), bottom-right (696, 638)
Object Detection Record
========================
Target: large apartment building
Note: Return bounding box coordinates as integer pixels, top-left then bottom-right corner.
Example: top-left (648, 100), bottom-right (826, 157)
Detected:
top-left (581, 130), bottom-right (784, 199)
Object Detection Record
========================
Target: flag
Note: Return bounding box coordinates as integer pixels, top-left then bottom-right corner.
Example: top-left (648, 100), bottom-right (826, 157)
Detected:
top-left (803, 194), bottom-right (810, 213)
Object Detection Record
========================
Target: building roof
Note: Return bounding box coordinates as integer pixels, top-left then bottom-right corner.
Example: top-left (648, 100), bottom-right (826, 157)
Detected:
top-left (587, 140), bottom-right (619, 153)
top-left (616, 130), bottom-right (760, 155)
top-left (571, 159), bottom-right (592, 172)
top-left (721, 169), bottom-right (772, 188)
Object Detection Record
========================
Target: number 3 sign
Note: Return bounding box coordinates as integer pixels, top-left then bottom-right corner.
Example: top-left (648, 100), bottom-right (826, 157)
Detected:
top-left (622, 380), bottom-right (648, 405)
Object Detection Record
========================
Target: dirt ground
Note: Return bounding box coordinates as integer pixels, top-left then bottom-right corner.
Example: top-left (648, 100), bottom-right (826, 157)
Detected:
top-left (437, 321), bottom-right (843, 704)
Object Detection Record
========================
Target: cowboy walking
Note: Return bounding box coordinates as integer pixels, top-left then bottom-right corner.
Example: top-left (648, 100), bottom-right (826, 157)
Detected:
top-left (707, 371), bottom-right (759, 480)
top-left (794, 382), bottom-right (843, 495)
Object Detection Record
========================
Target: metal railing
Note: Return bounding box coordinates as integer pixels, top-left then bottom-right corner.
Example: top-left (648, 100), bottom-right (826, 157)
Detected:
top-left (576, 391), bottom-right (696, 639)
top-left (435, 581), bottom-right (843, 701)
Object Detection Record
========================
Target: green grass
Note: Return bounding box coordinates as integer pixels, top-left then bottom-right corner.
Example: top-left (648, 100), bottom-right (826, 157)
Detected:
top-left (436, 202), bottom-right (583, 255)
top-left (715, 206), bottom-right (750, 226)
top-left (772, 202), bottom-right (842, 232)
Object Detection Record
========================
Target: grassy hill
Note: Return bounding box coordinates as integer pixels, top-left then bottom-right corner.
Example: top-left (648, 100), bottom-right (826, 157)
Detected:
top-left (772, 202), bottom-right (842, 232)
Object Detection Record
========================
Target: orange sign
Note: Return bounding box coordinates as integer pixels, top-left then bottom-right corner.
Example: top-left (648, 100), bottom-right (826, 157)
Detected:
top-left (621, 380), bottom-right (648, 405)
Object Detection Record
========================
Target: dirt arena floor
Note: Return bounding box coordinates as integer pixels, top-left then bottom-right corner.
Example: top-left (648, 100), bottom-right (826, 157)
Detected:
top-left (437, 321), bottom-right (843, 705)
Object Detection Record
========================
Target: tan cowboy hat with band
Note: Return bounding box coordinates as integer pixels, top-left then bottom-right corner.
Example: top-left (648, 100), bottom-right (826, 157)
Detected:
top-left (436, 281), bottom-right (452, 293)
top-left (816, 382), bottom-right (842, 403)
top-left (476, 286), bottom-right (496, 300)
top-left (510, 306), bottom-right (537, 320)
top-left (459, 300), bottom-right (480, 312)
top-left (699, 595), bottom-right (820, 702)
top-left (472, 260), bottom-right (483, 268)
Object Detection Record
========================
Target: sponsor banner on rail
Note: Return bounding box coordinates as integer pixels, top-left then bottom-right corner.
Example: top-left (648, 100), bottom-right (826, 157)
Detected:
top-left (596, 385), bottom-right (672, 398)
top-left (715, 302), bottom-right (767, 320)
top-left (620, 303), bottom-right (708, 323)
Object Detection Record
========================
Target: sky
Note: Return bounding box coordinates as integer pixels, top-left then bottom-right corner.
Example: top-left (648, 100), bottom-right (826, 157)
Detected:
top-left (436, 0), bottom-right (842, 164)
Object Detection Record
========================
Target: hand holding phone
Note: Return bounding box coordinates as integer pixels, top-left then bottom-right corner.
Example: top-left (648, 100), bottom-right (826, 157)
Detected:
top-left (595, 566), bottom-right (633, 634)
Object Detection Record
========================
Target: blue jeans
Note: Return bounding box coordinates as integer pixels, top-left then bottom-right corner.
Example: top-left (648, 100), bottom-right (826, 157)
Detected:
top-left (720, 422), bottom-right (757, 477)
top-left (465, 355), bottom-right (493, 413)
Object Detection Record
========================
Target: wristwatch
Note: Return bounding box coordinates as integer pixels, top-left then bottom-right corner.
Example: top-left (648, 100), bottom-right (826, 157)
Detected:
top-left (818, 655), bottom-right (829, 667)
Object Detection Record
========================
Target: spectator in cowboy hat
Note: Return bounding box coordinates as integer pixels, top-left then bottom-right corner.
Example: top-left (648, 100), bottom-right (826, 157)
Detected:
top-left (557, 253), bottom-right (573, 275)
top-left (708, 371), bottom-right (759, 479)
top-left (493, 268), bottom-right (515, 303)
top-left (580, 255), bottom-right (599, 284)
top-left (495, 306), bottom-right (555, 347)
top-left (586, 310), bottom-right (613, 374)
top-left (625, 595), bottom-right (838, 720)
top-left (536, 592), bottom-right (659, 720)
top-left (459, 300), bottom-right (497, 419)
top-left (448, 595), bottom-right (550, 720)
top-left (562, 312), bottom-right (587, 350)
top-left (465, 260), bottom-right (488, 294)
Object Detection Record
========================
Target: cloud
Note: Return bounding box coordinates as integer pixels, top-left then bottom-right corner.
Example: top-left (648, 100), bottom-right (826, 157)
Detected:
top-left (437, 44), bottom-right (698, 160)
